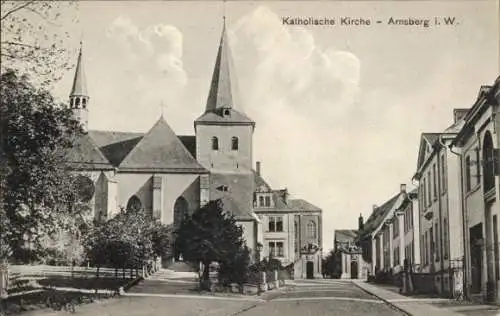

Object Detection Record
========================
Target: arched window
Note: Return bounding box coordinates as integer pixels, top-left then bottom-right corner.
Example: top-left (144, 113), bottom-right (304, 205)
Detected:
top-left (70, 98), bottom-right (74, 108)
top-left (82, 98), bottom-right (87, 109)
top-left (231, 137), bottom-right (239, 150)
top-left (75, 97), bottom-right (80, 108)
top-left (174, 196), bottom-right (189, 229)
top-left (126, 195), bottom-right (143, 213)
top-left (212, 137), bottom-right (219, 150)
top-left (307, 221), bottom-right (317, 239)
top-left (483, 131), bottom-right (495, 192)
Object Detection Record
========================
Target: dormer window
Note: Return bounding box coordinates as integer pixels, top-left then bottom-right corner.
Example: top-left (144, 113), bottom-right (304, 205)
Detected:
top-left (231, 137), bottom-right (239, 150)
top-left (212, 136), bottom-right (219, 150)
top-left (256, 193), bottom-right (273, 208)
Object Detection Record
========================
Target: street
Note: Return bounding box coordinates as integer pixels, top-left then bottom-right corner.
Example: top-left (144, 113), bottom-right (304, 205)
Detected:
top-left (23, 278), bottom-right (405, 316)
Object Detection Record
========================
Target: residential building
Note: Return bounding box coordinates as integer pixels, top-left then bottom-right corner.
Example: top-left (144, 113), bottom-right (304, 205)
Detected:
top-left (253, 163), bottom-right (323, 279)
top-left (451, 77), bottom-right (500, 302)
top-left (332, 214), bottom-right (369, 279)
top-left (359, 184), bottom-right (420, 276)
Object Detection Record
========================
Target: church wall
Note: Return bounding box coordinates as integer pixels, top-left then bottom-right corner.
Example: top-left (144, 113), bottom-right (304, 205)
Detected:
top-left (162, 174), bottom-right (199, 225)
top-left (116, 173), bottom-right (153, 214)
top-left (196, 124), bottom-right (253, 173)
top-left (179, 176), bottom-right (201, 216)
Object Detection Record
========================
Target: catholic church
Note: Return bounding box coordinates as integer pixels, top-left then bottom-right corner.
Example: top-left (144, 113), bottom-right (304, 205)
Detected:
top-left (66, 21), bottom-right (323, 278)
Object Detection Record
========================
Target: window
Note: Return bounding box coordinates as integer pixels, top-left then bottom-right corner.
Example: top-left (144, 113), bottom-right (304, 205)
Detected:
top-left (394, 216), bottom-right (399, 238)
top-left (268, 216), bottom-right (283, 232)
top-left (231, 137), bottom-right (239, 150)
top-left (82, 98), bottom-right (87, 108)
top-left (269, 241), bottom-right (284, 257)
top-left (70, 98), bottom-right (74, 107)
top-left (259, 196), bottom-right (264, 206)
top-left (443, 218), bottom-right (449, 259)
top-left (465, 155), bottom-right (471, 191)
top-left (307, 220), bottom-right (317, 239)
top-left (433, 164), bottom-right (437, 199)
top-left (212, 137), bottom-right (219, 150)
top-left (409, 205), bottom-right (413, 229)
top-left (264, 196), bottom-right (271, 207)
top-left (75, 97), bottom-right (80, 107)
top-left (441, 154), bottom-right (447, 193)
top-left (126, 195), bottom-right (142, 213)
top-left (435, 223), bottom-right (440, 261)
top-left (483, 132), bottom-right (496, 192)
top-left (475, 148), bottom-right (480, 187)
top-left (422, 178), bottom-right (426, 208)
top-left (427, 171), bottom-right (432, 206)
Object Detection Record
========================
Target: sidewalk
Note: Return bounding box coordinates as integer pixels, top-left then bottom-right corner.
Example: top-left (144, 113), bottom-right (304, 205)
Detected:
top-left (352, 280), bottom-right (500, 316)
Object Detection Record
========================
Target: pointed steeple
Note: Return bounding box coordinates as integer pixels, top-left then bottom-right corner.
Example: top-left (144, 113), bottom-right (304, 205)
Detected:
top-left (205, 17), bottom-right (236, 113)
top-left (70, 42), bottom-right (88, 97)
top-left (69, 41), bottom-right (90, 130)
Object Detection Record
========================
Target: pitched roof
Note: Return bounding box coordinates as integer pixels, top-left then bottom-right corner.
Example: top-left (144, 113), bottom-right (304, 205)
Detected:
top-left (210, 172), bottom-right (255, 220)
top-left (88, 130), bottom-right (143, 167)
top-left (65, 133), bottom-right (114, 170)
top-left (178, 135), bottom-right (196, 158)
top-left (288, 199), bottom-right (321, 212)
top-left (118, 117), bottom-right (207, 173)
top-left (335, 229), bottom-right (358, 242)
top-left (195, 108), bottom-right (254, 125)
top-left (361, 193), bottom-right (401, 237)
top-left (70, 45), bottom-right (87, 97)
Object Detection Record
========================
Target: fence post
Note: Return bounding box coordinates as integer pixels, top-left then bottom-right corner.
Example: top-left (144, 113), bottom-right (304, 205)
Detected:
top-left (0, 261), bottom-right (8, 299)
top-left (274, 269), bottom-right (279, 288)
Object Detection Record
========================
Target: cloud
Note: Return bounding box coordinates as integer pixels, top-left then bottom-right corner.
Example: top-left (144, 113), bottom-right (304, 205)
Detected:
top-left (105, 16), bottom-right (187, 115)
top-left (230, 6), bottom-right (361, 204)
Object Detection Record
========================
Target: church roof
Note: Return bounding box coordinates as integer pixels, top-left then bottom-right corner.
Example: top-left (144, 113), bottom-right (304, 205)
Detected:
top-left (118, 117), bottom-right (207, 173)
top-left (65, 133), bottom-right (114, 170)
top-left (195, 20), bottom-right (254, 126)
top-left (210, 172), bottom-right (255, 220)
top-left (70, 45), bottom-right (88, 97)
top-left (88, 130), bottom-right (143, 166)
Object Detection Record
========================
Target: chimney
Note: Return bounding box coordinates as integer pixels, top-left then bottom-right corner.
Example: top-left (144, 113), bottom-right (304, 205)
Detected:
top-left (453, 109), bottom-right (468, 123)
top-left (400, 184), bottom-right (406, 193)
top-left (358, 213), bottom-right (364, 231)
top-left (256, 161), bottom-right (261, 176)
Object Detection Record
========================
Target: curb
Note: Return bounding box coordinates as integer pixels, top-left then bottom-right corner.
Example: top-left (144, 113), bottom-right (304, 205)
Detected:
top-left (351, 281), bottom-right (411, 316)
top-left (118, 276), bottom-right (144, 295)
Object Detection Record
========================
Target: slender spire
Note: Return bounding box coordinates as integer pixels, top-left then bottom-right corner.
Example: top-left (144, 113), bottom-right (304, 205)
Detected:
top-left (70, 41), bottom-right (88, 97)
top-left (205, 16), bottom-right (236, 113)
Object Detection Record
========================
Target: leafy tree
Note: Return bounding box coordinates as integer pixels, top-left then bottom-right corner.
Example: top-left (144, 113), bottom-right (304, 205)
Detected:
top-left (322, 250), bottom-right (339, 278)
top-left (1, 69), bottom-right (85, 262)
top-left (84, 208), bottom-right (172, 269)
top-left (175, 200), bottom-right (249, 282)
top-left (1, 1), bottom-right (76, 86)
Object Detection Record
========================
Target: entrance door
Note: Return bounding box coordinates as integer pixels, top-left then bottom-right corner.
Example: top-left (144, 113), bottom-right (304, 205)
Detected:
top-left (470, 223), bottom-right (483, 294)
top-left (306, 261), bottom-right (314, 279)
top-left (351, 260), bottom-right (358, 279)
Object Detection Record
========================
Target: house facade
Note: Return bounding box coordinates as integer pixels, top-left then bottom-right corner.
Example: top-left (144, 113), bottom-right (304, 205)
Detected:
top-left (333, 219), bottom-right (369, 280)
top-left (253, 163), bottom-right (323, 279)
top-left (451, 77), bottom-right (500, 302)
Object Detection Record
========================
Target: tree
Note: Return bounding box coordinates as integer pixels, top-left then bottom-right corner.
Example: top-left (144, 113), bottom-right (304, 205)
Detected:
top-left (83, 208), bottom-right (172, 269)
top-left (175, 200), bottom-right (249, 283)
top-left (0, 69), bottom-right (84, 262)
top-left (1, 1), bottom-right (76, 86)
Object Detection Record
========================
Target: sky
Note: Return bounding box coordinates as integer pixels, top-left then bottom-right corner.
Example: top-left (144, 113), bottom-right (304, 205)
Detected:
top-left (8, 0), bottom-right (499, 252)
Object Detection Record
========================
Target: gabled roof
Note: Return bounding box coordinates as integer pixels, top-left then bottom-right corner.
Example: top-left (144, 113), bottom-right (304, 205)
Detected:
top-left (335, 229), bottom-right (358, 242)
top-left (210, 172), bottom-right (255, 220)
top-left (70, 45), bottom-right (87, 97)
top-left (415, 133), bottom-right (441, 174)
top-left (360, 193), bottom-right (401, 237)
top-left (88, 130), bottom-right (143, 167)
top-left (288, 199), bottom-right (321, 212)
top-left (118, 117), bottom-right (207, 173)
top-left (65, 133), bottom-right (114, 170)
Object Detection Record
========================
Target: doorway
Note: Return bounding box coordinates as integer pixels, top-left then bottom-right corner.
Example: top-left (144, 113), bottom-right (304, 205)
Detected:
top-left (351, 260), bottom-right (358, 279)
top-left (306, 261), bottom-right (314, 279)
top-left (470, 223), bottom-right (483, 294)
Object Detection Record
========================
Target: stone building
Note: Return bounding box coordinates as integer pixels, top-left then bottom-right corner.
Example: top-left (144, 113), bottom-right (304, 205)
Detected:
top-left (65, 21), bottom-right (323, 276)
top-left (451, 77), bottom-right (500, 302)
top-left (412, 111), bottom-right (465, 297)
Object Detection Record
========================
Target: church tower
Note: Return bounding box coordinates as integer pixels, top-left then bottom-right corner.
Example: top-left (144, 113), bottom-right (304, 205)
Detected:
top-left (195, 19), bottom-right (255, 174)
top-left (69, 43), bottom-right (89, 131)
